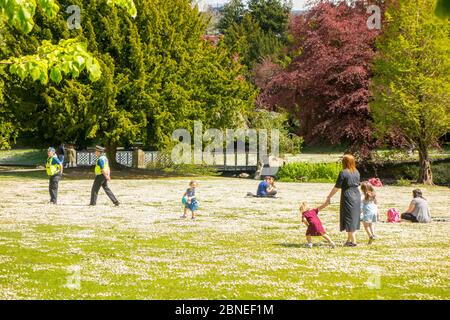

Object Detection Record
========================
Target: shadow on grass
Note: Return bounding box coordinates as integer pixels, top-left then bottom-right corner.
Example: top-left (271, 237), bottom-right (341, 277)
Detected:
top-left (275, 243), bottom-right (304, 248)
top-left (276, 242), bottom-right (332, 248)
top-left (0, 149), bottom-right (46, 165)
top-left (0, 168), bottom-right (47, 180)
top-left (0, 166), bottom-right (212, 180)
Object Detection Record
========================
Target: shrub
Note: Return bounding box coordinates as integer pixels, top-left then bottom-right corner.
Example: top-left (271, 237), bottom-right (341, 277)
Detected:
top-left (249, 110), bottom-right (303, 155)
top-left (395, 178), bottom-right (412, 186)
top-left (146, 149), bottom-right (219, 176)
top-left (431, 162), bottom-right (450, 185)
top-left (277, 162), bottom-right (341, 182)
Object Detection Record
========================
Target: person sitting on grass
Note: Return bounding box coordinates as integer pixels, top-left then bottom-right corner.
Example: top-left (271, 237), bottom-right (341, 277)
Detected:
top-left (401, 189), bottom-right (431, 223)
top-left (256, 176), bottom-right (277, 197)
top-left (181, 180), bottom-right (199, 220)
top-left (300, 201), bottom-right (336, 248)
top-left (360, 181), bottom-right (380, 244)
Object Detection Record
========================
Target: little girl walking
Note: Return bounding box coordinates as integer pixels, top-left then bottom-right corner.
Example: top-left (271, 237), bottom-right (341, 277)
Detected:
top-left (181, 180), bottom-right (199, 220)
top-left (300, 201), bottom-right (336, 248)
top-left (360, 181), bottom-right (379, 244)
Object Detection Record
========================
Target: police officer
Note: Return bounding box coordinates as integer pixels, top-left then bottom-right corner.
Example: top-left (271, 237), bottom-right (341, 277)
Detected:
top-left (46, 147), bottom-right (63, 205)
top-left (89, 146), bottom-right (120, 206)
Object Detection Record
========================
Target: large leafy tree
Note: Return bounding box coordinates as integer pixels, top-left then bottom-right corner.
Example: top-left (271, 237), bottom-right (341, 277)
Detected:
top-left (247, 0), bottom-right (291, 35)
top-left (371, 0), bottom-right (450, 184)
top-left (1, 0), bottom-right (256, 162)
top-left (136, 0), bottom-right (256, 150)
top-left (217, 0), bottom-right (246, 33)
top-left (258, 1), bottom-right (380, 156)
top-left (219, 0), bottom-right (292, 71)
top-left (0, 0), bottom-right (137, 149)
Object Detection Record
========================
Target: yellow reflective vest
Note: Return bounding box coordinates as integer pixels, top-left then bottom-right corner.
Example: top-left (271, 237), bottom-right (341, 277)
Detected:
top-left (95, 155), bottom-right (110, 176)
top-left (46, 156), bottom-right (61, 176)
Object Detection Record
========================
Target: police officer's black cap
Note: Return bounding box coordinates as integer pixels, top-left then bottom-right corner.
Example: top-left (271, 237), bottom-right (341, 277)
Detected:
top-left (95, 145), bottom-right (105, 152)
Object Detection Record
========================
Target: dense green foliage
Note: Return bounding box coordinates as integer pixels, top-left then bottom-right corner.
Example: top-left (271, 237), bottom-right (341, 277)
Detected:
top-left (370, 160), bottom-right (450, 186)
top-left (0, 0), bottom-right (138, 149)
top-left (219, 0), bottom-right (291, 70)
top-left (435, 0), bottom-right (450, 19)
top-left (277, 162), bottom-right (341, 182)
top-left (0, 0), bottom-right (257, 157)
top-left (249, 110), bottom-right (303, 154)
top-left (371, 0), bottom-right (450, 184)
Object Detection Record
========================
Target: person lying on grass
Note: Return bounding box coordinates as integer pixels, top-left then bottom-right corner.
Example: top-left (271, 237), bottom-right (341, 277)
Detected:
top-left (300, 201), bottom-right (336, 248)
top-left (181, 180), bottom-right (199, 220)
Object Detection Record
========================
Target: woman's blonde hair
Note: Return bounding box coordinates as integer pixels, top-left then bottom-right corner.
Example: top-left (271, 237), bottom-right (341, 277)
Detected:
top-left (361, 181), bottom-right (377, 203)
top-left (342, 154), bottom-right (357, 172)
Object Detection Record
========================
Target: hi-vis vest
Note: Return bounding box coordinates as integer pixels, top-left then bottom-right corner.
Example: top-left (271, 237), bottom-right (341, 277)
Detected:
top-left (95, 155), bottom-right (110, 176)
top-left (46, 156), bottom-right (61, 176)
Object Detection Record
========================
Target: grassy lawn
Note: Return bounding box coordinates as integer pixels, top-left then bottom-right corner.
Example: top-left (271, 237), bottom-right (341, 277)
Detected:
top-left (0, 174), bottom-right (448, 299)
top-left (0, 149), bottom-right (46, 166)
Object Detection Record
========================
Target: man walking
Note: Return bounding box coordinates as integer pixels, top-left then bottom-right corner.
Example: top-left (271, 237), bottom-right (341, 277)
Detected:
top-left (89, 146), bottom-right (120, 206)
top-left (46, 147), bottom-right (63, 205)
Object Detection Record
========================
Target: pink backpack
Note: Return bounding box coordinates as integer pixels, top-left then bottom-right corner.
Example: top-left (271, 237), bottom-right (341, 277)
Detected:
top-left (369, 177), bottom-right (383, 188)
top-left (387, 208), bottom-right (401, 223)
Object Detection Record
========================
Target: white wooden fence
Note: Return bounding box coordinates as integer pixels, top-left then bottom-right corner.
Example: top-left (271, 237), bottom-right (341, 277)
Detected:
top-left (76, 151), bottom-right (258, 171)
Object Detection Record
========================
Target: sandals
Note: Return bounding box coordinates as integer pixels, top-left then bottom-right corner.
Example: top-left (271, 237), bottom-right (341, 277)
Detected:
top-left (344, 241), bottom-right (357, 247)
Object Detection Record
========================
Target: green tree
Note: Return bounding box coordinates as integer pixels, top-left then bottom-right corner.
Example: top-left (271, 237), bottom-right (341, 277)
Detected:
top-left (223, 14), bottom-right (283, 69)
top-left (371, 0), bottom-right (450, 184)
top-left (136, 0), bottom-right (256, 150)
top-left (218, 0), bottom-right (291, 70)
top-left (217, 0), bottom-right (245, 33)
top-left (1, 0), bottom-right (256, 163)
top-left (247, 0), bottom-right (291, 35)
top-left (0, 0), bottom-right (137, 149)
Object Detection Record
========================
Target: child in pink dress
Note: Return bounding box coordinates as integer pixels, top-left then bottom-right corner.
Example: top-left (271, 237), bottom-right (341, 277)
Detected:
top-left (300, 201), bottom-right (336, 248)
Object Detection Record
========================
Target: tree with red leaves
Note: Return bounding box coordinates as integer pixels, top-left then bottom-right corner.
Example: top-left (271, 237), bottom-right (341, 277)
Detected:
top-left (258, 1), bottom-right (381, 156)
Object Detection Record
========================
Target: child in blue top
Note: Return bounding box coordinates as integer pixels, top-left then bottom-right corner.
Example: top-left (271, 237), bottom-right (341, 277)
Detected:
top-left (256, 176), bottom-right (277, 197)
top-left (181, 180), bottom-right (199, 220)
top-left (360, 181), bottom-right (379, 244)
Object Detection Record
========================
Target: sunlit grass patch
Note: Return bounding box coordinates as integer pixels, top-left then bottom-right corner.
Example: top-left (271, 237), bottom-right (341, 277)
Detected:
top-left (0, 177), bottom-right (448, 299)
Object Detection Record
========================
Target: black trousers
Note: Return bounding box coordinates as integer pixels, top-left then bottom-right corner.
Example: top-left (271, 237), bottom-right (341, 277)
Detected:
top-left (49, 174), bottom-right (61, 204)
top-left (90, 175), bottom-right (119, 205)
top-left (401, 213), bottom-right (418, 222)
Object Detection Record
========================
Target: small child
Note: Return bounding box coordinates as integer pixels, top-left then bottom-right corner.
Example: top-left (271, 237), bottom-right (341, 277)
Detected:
top-left (181, 180), bottom-right (199, 220)
top-left (360, 181), bottom-right (379, 244)
top-left (300, 201), bottom-right (336, 248)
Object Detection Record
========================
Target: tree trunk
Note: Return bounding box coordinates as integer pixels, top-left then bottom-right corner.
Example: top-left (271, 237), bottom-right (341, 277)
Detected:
top-left (106, 142), bottom-right (119, 169)
top-left (417, 143), bottom-right (433, 185)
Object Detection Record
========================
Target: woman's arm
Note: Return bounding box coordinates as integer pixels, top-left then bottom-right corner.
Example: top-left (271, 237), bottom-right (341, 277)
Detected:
top-left (405, 202), bottom-right (415, 214)
top-left (327, 187), bottom-right (340, 200)
top-left (317, 199), bottom-right (330, 211)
